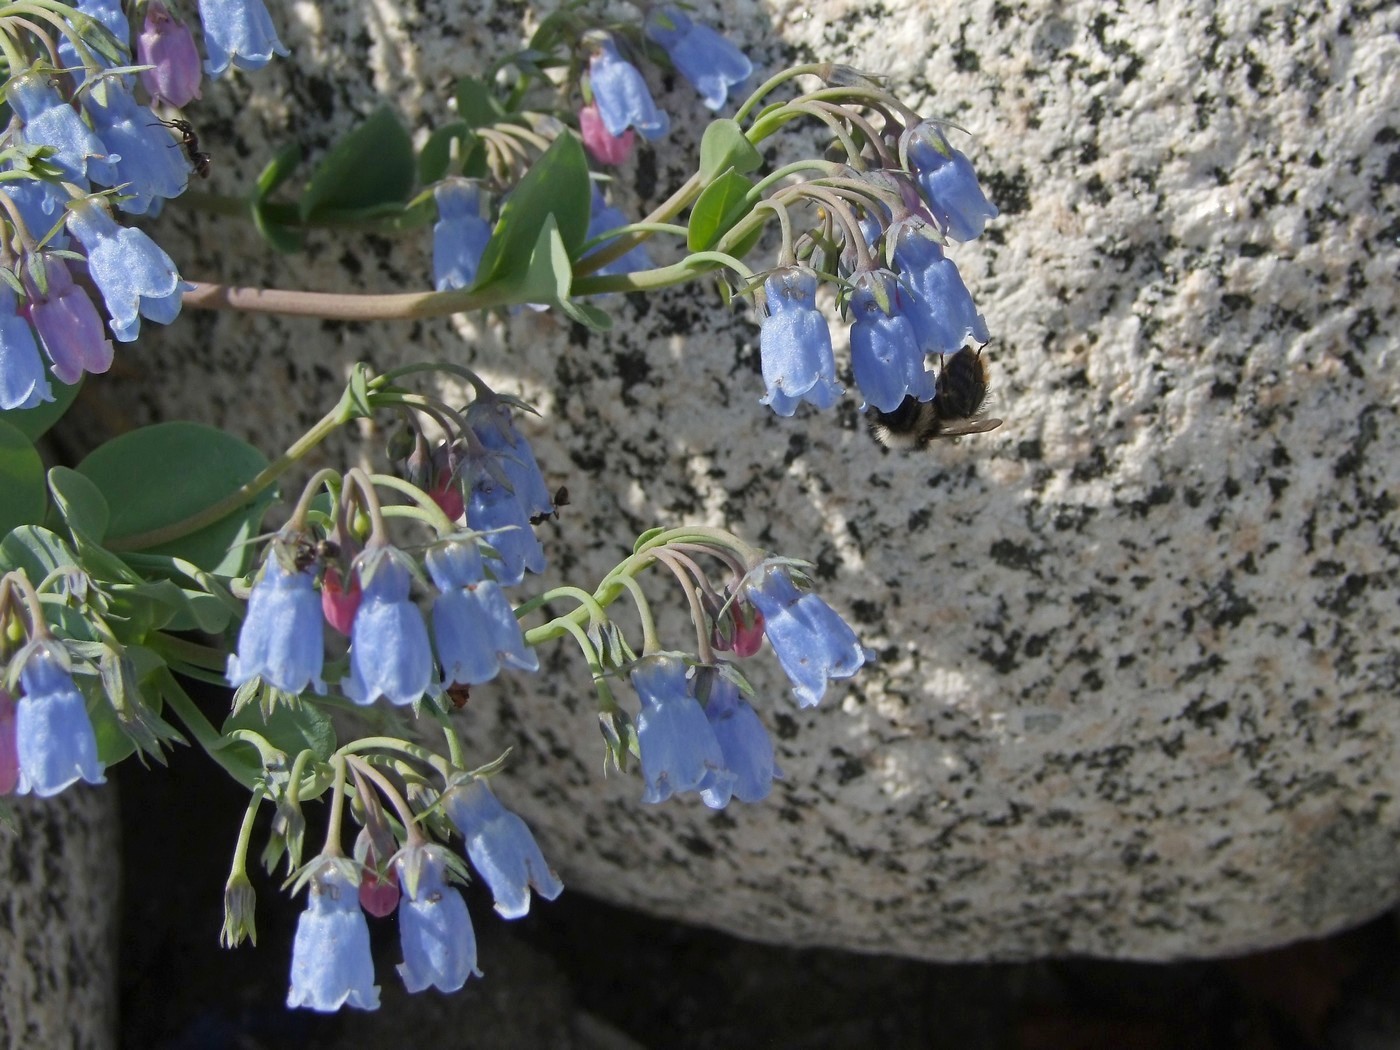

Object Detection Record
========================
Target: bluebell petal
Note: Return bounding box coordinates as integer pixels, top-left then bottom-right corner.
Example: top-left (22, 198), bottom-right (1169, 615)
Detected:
top-left (589, 37), bottom-right (669, 140)
top-left (16, 646), bottom-right (105, 797)
top-left (645, 6), bottom-right (752, 110)
top-left (466, 475), bottom-right (545, 586)
top-left (65, 201), bottom-right (184, 343)
top-left (744, 566), bottom-right (867, 708)
top-left (758, 268), bottom-right (841, 416)
top-left (701, 676), bottom-right (780, 807)
top-left (632, 656), bottom-right (731, 804)
top-left (394, 847), bottom-right (481, 993)
top-left (197, 0), bottom-right (289, 76)
top-left (227, 556), bottom-right (325, 694)
top-left (342, 554), bottom-right (433, 706)
top-left (443, 778), bottom-right (563, 919)
top-left (906, 126), bottom-right (999, 243)
top-left (0, 285), bottom-right (53, 411)
top-left (8, 75), bottom-right (106, 184)
top-left (287, 860), bottom-right (380, 1012)
top-left (849, 272), bottom-right (936, 412)
top-left (432, 180), bottom-right (492, 291)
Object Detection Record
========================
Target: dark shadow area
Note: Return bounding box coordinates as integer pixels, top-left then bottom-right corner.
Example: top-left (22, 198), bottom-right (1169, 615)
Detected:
top-left (118, 699), bottom-right (1400, 1050)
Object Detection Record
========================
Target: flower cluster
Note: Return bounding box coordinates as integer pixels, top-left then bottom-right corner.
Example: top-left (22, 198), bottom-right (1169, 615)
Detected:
top-left (753, 118), bottom-right (998, 420)
top-left (286, 777), bottom-right (561, 1011)
top-left (580, 8), bottom-right (753, 165)
top-left (0, 0), bottom-right (286, 409)
top-left (625, 557), bottom-right (868, 809)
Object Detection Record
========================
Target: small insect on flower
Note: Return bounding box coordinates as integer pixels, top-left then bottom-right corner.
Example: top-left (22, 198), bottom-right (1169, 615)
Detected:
top-left (155, 117), bottom-right (212, 177)
top-left (869, 345), bottom-right (1003, 450)
top-left (529, 486), bottom-right (570, 526)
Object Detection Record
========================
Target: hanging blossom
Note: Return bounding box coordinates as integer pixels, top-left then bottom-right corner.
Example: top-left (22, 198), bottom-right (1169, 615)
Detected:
top-left (644, 6), bottom-right (753, 111)
top-left (197, 0), bottom-right (289, 76)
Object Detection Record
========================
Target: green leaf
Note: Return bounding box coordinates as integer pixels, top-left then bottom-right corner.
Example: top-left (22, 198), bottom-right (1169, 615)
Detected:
top-left (0, 419), bottom-right (46, 534)
top-left (224, 700), bottom-right (337, 762)
top-left (491, 217), bottom-right (614, 332)
top-left (75, 422), bottom-right (272, 575)
top-left (474, 134), bottom-right (591, 292)
top-left (687, 167), bottom-right (756, 251)
top-left (699, 119), bottom-right (762, 181)
top-left (46, 467), bottom-right (143, 584)
top-left (418, 121), bottom-right (471, 184)
top-left (251, 199), bottom-right (303, 253)
top-left (300, 108), bottom-right (416, 222)
top-left (48, 466), bottom-right (109, 542)
top-left (455, 78), bottom-right (507, 130)
top-left (250, 142), bottom-right (304, 253)
top-left (1, 375), bottom-right (81, 439)
top-left (0, 526), bottom-right (79, 579)
top-left (254, 142), bottom-right (303, 198)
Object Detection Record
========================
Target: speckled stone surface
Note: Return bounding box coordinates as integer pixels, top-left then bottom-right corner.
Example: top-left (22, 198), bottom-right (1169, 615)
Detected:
top-left (95, 0), bottom-right (1399, 960)
top-left (0, 789), bottom-right (119, 1049)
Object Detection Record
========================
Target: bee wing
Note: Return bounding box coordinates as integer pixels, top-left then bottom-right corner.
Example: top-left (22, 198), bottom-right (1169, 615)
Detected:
top-left (929, 417), bottom-right (1004, 439)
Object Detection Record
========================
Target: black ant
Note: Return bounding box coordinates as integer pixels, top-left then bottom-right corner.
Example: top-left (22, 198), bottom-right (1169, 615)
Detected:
top-left (154, 117), bottom-right (211, 178)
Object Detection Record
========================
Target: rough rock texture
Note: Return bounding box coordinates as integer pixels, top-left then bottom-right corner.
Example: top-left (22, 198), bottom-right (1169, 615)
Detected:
top-left (88, 0), bottom-right (1399, 960)
top-left (0, 789), bottom-right (119, 1050)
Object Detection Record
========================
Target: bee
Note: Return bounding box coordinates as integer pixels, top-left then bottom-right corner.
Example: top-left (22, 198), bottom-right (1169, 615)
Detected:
top-left (155, 117), bottom-right (212, 178)
top-left (868, 345), bottom-right (1004, 450)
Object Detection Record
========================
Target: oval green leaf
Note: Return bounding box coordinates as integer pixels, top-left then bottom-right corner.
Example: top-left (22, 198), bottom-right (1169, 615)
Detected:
top-left (300, 107), bottom-right (416, 221)
top-left (474, 134), bottom-right (590, 292)
top-left (75, 422), bottom-right (272, 575)
top-left (687, 167), bottom-right (756, 251)
top-left (700, 118), bottom-right (762, 181)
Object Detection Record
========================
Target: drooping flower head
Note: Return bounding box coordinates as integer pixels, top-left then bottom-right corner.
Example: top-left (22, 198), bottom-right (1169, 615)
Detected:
top-left (65, 198), bottom-right (187, 342)
top-left (83, 83), bottom-right (192, 214)
top-left (644, 6), bottom-right (753, 111)
top-left (393, 844), bottom-right (481, 993)
top-left (341, 548), bottom-right (434, 707)
top-left (22, 254), bottom-right (113, 385)
top-left (0, 284), bottom-right (53, 411)
top-left (227, 544), bottom-right (326, 694)
top-left (138, 2), bottom-right (204, 107)
top-left (587, 34), bottom-right (669, 141)
top-left (631, 654), bottom-right (732, 804)
top-left (432, 179), bottom-right (492, 292)
top-left (465, 467), bottom-right (546, 587)
top-left (287, 857), bottom-right (380, 1012)
top-left (8, 74), bottom-right (107, 185)
top-left (14, 643), bottom-right (106, 797)
top-left (891, 221), bottom-right (989, 354)
top-left (757, 267), bottom-right (842, 416)
top-left (427, 541), bottom-right (538, 688)
top-left (741, 564), bottom-right (868, 708)
top-left (581, 184), bottom-right (653, 277)
top-left (197, 0), bottom-right (290, 76)
top-left (848, 269), bottom-right (936, 413)
top-left (904, 123), bottom-right (999, 243)
top-left (441, 777), bottom-right (563, 920)
top-left (699, 671), bottom-right (781, 807)
top-left (467, 397), bottom-right (555, 524)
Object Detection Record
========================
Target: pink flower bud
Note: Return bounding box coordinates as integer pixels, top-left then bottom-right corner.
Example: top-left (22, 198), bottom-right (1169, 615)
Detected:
top-left (23, 256), bottom-right (113, 385)
top-left (359, 865), bottom-right (400, 917)
top-left (137, 2), bottom-right (203, 108)
top-left (321, 566), bottom-right (362, 636)
top-left (579, 103), bottom-right (635, 166)
top-left (429, 472), bottom-right (465, 522)
top-left (732, 602), bottom-right (765, 658)
top-left (0, 691), bottom-right (18, 795)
